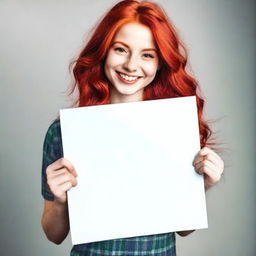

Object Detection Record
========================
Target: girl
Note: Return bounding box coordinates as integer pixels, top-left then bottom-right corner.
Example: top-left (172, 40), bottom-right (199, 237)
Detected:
top-left (41, 1), bottom-right (224, 255)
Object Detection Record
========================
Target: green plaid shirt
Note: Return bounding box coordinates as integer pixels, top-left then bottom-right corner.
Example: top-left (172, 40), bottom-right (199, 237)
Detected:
top-left (41, 120), bottom-right (176, 256)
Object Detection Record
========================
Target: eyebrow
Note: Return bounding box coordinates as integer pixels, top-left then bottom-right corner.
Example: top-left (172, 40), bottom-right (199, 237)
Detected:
top-left (112, 41), bottom-right (157, 52)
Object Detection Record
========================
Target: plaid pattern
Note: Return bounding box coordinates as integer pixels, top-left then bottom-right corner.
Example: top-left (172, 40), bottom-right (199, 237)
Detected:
top-left (71, 233), bottom-right (176, 256)
top-left (41, 120), bottom-right (176, 256)
top-left (41, 120), bottom-right (63, 201)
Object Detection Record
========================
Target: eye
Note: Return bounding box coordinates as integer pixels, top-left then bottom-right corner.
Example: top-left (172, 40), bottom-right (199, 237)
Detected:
top-left (114, 47), bottom-right (127, 53)
top-left (142, 53), bottom-right (155, 59)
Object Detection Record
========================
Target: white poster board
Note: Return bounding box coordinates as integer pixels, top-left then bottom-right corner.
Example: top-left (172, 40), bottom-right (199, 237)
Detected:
top-left (60, 96), bottom-right (208, 245)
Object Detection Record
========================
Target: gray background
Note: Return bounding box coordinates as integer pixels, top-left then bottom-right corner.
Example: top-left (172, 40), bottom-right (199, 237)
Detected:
top-left (0, 0), bottom-right (255, 255)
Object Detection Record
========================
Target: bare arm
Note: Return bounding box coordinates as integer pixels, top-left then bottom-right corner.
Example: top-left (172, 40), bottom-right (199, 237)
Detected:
top-left (41, 158), bottom-right (77, 244)
top-left (41, 200), bottom-right (70, 244)
top-left (176, 230), bottom-right (195, 237)
top-left (176, 148), bottom-right (224, 237)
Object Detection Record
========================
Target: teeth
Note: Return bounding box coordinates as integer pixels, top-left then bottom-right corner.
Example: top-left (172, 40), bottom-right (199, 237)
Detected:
top-left (119, 73), bottom-right (138, 81)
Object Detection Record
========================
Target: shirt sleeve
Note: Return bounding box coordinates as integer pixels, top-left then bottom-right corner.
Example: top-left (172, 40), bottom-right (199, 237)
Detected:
top-left (41, 120), bottom-right (63, 201)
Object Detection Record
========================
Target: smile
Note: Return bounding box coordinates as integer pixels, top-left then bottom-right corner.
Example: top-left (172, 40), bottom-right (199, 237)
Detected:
top-left (117, 72), bottom-right (141, 82)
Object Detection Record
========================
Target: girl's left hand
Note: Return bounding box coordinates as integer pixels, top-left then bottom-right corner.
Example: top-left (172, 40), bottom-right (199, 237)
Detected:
top-left (193, 147), bottom-right (224, 191)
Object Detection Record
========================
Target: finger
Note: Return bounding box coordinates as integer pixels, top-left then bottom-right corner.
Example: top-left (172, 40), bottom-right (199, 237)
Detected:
top-left (53, 181), bottom-right (73, 199)
top-left (49, 171), bottom-right (77, 188)
top-left (196, 161), bottom-right (222, 184)
top-left (59, 181), bottom-right (74, 192)
top-left (47, 168), bottom-right (67, 179)
top-left (193, 147), bottom-right (223, 168)
top-left (194, 153), bottom-right (221, 170)
top-left (194, 159), bottom-right (216, 174)
top-left (203, 153), bottom-right (222, 167)
top-left (47, 167), bottom-right (76, 180)
top-left (53, 158), bottom-right (78, 177)
top-left (192, 148), bottom-right (207, 165)
top-left (192, 147), bottom-right (211, 165)
top-left (200, 148), bottom-right (224, 174)
top-left (199, 147), bottom-right (218, 157)
top-left (47, 158), bottom-right (77, 177)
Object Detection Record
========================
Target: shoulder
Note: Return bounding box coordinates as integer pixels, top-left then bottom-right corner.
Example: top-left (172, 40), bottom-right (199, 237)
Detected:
top-left (44, 119), bottom-right (62, 145)
top-left (43, 119), bottom-right (63, 157)
top-left (46, 119), bottom-right (61, 137)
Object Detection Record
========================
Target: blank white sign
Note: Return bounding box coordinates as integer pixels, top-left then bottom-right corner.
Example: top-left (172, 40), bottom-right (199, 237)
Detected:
top-left (60, 96), bottom-right (208, 245)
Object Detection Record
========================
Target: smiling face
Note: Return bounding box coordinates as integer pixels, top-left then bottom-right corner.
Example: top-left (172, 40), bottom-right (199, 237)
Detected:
top-left (104, 23), bottom-right (159, 103)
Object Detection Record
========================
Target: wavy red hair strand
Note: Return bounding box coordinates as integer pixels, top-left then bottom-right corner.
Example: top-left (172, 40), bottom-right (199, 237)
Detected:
top-left (71, 0), bottom-right (212, 147)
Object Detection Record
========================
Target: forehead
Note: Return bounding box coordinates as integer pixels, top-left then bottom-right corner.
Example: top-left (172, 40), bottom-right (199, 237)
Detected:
top-left (113, 23), bottom-right (156, 49)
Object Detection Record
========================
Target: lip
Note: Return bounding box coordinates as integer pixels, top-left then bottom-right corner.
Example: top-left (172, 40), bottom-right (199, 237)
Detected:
top-left (116, 71), bottom-right (142, 85)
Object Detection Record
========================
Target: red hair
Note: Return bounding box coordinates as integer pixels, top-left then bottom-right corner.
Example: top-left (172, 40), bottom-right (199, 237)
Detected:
top-left (71, 0), bottom-right (212, 147)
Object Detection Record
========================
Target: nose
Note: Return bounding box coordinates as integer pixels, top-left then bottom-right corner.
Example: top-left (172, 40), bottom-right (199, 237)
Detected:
top-left (123, 54), bottom-right (138, 73)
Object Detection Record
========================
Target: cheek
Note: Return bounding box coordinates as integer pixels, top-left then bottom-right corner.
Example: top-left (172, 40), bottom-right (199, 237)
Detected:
top-left (104, 60), bottom-right (110, 79)
top-left (105, 52), bottom-right (124, 68)
top-left (144, 62), bottom-right (159, 78)
top-left (104, 55), bottom-right (115, 78)
top-left (104, 55), bottom-right (124, 82)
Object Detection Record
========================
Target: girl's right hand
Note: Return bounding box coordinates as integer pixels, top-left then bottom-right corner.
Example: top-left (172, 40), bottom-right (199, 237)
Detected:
top-left (46, 158), bottom-right (78, 204)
